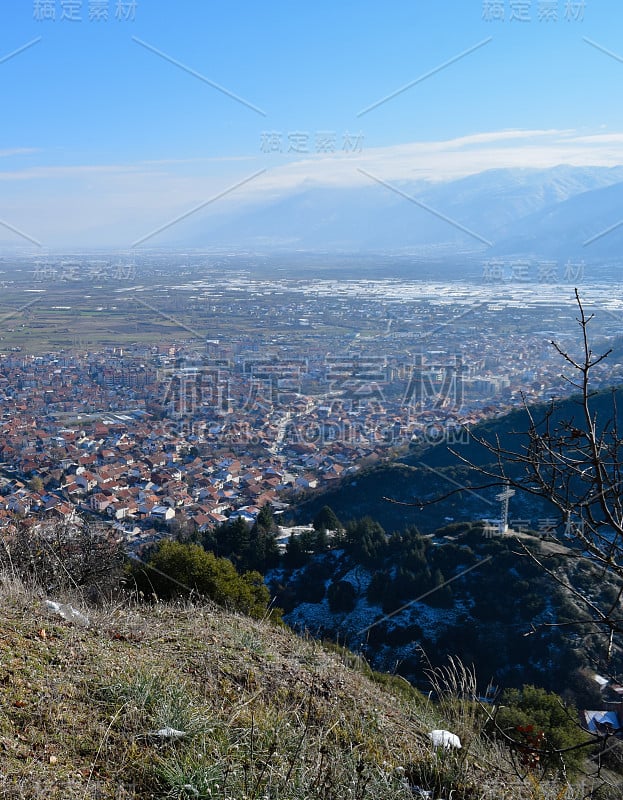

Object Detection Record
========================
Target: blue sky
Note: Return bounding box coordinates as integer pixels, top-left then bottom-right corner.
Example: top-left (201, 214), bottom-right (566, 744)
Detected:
top-left (2, 0), bottom-right (623, 247)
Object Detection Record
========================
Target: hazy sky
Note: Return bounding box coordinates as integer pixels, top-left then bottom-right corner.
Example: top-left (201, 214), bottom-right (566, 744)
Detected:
top-left (2, 0), bottom-right (623, 248)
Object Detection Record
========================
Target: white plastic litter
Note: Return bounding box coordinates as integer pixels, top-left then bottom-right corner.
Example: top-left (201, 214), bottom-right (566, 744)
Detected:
top-left (45, 600), bottom-right (90, 627)
top-left (149, 727), bottom-right (187, 739)
top-left (429, 729), bottom-right (462, 749)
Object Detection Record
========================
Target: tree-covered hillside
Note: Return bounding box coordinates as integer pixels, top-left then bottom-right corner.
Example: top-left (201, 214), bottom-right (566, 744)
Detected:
top-left (271, 517), bottom-right (622, 706)
top-left (288, 386), bottom-right (623, 533)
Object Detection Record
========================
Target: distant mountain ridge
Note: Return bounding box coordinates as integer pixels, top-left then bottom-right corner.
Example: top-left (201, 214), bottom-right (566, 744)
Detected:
top-left (176, 164), bottom-right (623, 258)
top-left (492, 178), bottom-right (623, 258)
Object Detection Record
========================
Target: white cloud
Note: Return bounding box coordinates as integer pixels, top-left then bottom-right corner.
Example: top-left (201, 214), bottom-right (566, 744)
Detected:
top-left (0, 147), bottom-right (40, 158)
top-left (251, 129), bottom-right (623, 192)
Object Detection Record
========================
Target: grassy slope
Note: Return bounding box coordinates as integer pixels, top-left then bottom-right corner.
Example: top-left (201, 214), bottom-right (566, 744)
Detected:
top-left (0, 576), bottom-right (598, 800)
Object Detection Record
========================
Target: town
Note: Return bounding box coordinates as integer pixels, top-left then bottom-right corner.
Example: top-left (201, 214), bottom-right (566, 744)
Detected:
top-left (1, 255), bottom-right (622, 547)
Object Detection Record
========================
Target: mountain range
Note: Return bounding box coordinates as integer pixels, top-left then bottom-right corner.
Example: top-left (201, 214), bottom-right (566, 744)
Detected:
top-left (175, 164), bottom-right (623, 259)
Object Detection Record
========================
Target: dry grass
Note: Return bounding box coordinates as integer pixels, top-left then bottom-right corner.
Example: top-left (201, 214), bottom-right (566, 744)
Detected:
top-left (0, 572), bottom-right (588, 799)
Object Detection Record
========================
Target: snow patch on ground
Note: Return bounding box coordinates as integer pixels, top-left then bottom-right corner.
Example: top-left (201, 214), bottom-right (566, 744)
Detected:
top-left (285, 590), bottom-right (466, 651)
